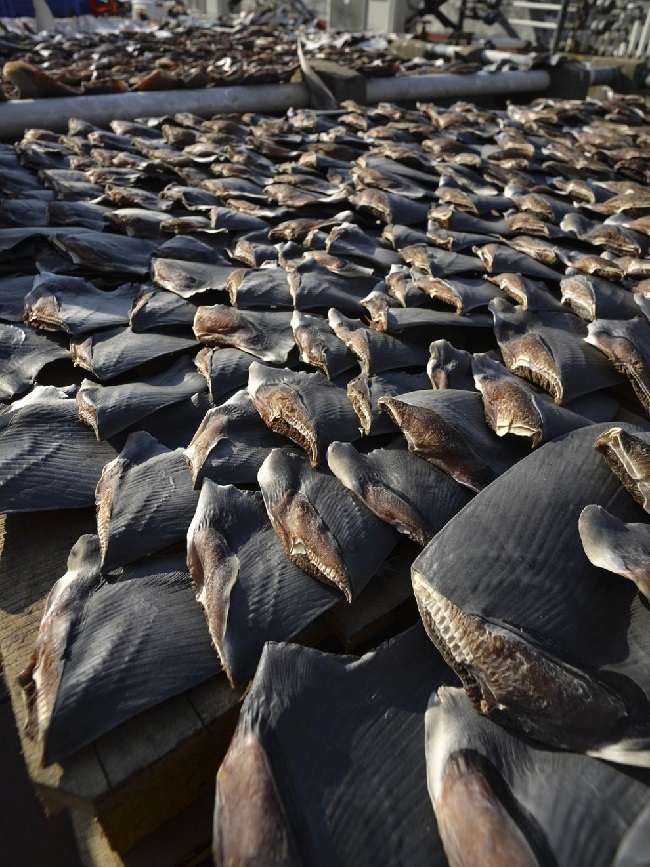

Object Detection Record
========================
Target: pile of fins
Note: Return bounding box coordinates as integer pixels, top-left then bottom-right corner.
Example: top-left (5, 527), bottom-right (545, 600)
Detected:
top-left (0, 87), bottom-right (648, 864)
top-left (0, 15), bottom-right (496, 100)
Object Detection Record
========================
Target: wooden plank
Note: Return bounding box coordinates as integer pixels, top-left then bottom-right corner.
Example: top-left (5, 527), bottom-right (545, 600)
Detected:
top-left (0, 508), bottom-right (243, 855)
top-left (324, 539), bottom-right (419, 652)
top-left (71, 791), bottom-right (214, 867)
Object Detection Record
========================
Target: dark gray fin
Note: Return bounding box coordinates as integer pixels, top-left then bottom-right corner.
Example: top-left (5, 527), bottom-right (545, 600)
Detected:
top-left (384, 223), bottom-right (431, 251)
top-left (193, 305), bottom-right (295, 365)
top-left (187, 481), bottom-right (337, 685)
top-left (129, 284), bottom-right (197, 332)
top-left (0, 197), bottom-right (48, 229)
top-left (415, 276), bottom-right (503, 314)
top-left (560, 273), bottom-right (640, 321)
top-left (412, 423), bottom-right (650, 758)
top-left (490, 298), bottom-right (624, 404)
top-left (414, 578), bottom-right (627, 752)
top-left (347, 188), bottom-right (428, 226)
top-left (474, 243), bottom-right (562, 282)
top-left (291, 311), bottom-right (356, 380)
top-left (96, 430), bottom-right (199, 571)
top-left (400, 243), bottom-right (484, 277)
top-left (328, 440), bottom-right (472, 546)
top-left (76, 355), bottom-right (207, 440)
top-left (379, 389), bottom-right (525, 491)
top-left (427, 687), bottom-right (650, 867)
top-left (579, 504), bottom-right (650, 600)
top-left (427, 204), bottom-right (510, 236)
top-left (151, 258), bottom-right (233, 298)
top-left (264, 183), bottom-right (348, 211)
top-left (594, 426), bottom-right (650, 511)
top-left (39, 170), bottom-right (102, 201)
top-left (215, 627), bottom-right (452, 866)
top-left (0, 274), bottom-right (34, 323)
top-left (227, 266), bottom-right (293, 309)
top-left (185, 389), bottom-right (285, 487)
top-left (24, 273), bottom-right (138, 335)
top-left (328, 308), bottom-right (429, 376)
top-left (50, 231), bottom-right (156, 276)
top-left (385, 263), bottom-right (429, 307)
top-left (152, 234), bottom-right (231, 265)
top-left (20, 537), bottom-right (219, 766)
top-left (617, 256), bottom-right (650, 279)
top-left (159, 184), bottom-right (221, 212)
top-left (210, 206), bottom-right (268, 233)
top-left (248, 363), bottom-right (360, 467)
top-left (288, 258), bottom-right (378, 315)
top-left (504, 209), bottom-right (554, 238)
top-left (563, 391), bottom-right (619, 423)
top-left (511, 190), bottom-right (577, 224)
top-left (135, 391), bottom-right (213, 451)
top-left (428, 341), bottom-right (474, 391)
top-left (558, 250), bottom-right (625, 282)
top-left (258, 448), bottom-right (398, 601)
top-left (193, 346), bottom-right (271, 404)
top-left (433, 750), bottom-right (540, 867)
top-left (0, 323), bottom-right (68, 401)
top-left (19, 535), bottom-right (103, 750)
top-left (347, 371), bottom-right (431, 436)
top-left (486, 273), bottom-right (563, 313)
top-left (472, 353), bottom-right (591, 447)
top-left (561, 212), bottom-right (647, 257)
top-left (586, 317), bottom-right (650, 415)
top-left (104, 207), bottom-right (170, 239)
top-left (500, 234), bottom-right (563, 267)
top-left (0, 387), bottom-right (116, 511)
top-left (362, 292), bottom-right (492, 337)
top-left (70, 326), bottom-right (197, 381)
top-left (352, 165), bottom-right (431, 202)
top-left (325, 222), bottom-right (402, 268)
top-left (214, 729), bottom-right (304, 867)
top-left (268, 211), bottom-right (353, 243)
top-left (612, 802), bottom-right (650, 865)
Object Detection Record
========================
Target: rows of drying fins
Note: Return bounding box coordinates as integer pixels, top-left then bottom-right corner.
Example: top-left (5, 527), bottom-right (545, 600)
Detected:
top-left (0, 92), bottom-right (649, 864)
top-left (0, 18), bottom-right (461, 100)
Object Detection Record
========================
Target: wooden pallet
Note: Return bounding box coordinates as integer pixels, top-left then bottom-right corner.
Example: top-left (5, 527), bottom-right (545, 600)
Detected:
top-left (0, 508), bottom-right (242, 865)
top-left (0, 508), bottom-right (418, 865)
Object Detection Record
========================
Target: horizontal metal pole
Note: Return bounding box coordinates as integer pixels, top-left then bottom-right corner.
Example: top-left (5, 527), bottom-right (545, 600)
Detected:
top-left (512, 1), bottom-right (563, 9)
top-left (508, 18), bottom-right (558, 27)
top-left (0, 70), bottom-right (554, 142)
top-left (0, 82), bottom-right (311, 142)
top-left (366, 69), bottom-right (551, 102)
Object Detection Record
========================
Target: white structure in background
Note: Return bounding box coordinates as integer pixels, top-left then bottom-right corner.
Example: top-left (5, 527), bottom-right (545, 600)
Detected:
top-left (182, 0), bottom-right (229, 16)
top-left (327, 0), bottom-right (411, 31)
top-left (131, 0), bottom-right (182, 18)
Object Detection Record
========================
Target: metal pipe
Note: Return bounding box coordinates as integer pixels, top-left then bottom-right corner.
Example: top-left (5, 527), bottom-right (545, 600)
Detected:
top-left (0, 70), bottom-right (553, 142)
top-left (365, 69), bottom-right (551, 102)
top-left (0, 82), bottom-right (311, 142)
top-left (588, 66), bottom-right (619, 86)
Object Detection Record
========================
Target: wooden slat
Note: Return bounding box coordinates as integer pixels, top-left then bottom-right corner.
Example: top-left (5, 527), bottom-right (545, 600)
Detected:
top-left (72, 791), bottom-right (214, 867)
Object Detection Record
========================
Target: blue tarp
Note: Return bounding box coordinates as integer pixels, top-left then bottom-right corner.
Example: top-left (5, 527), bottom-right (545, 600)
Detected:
top-left (0, 0), bottom-right (92, 15)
